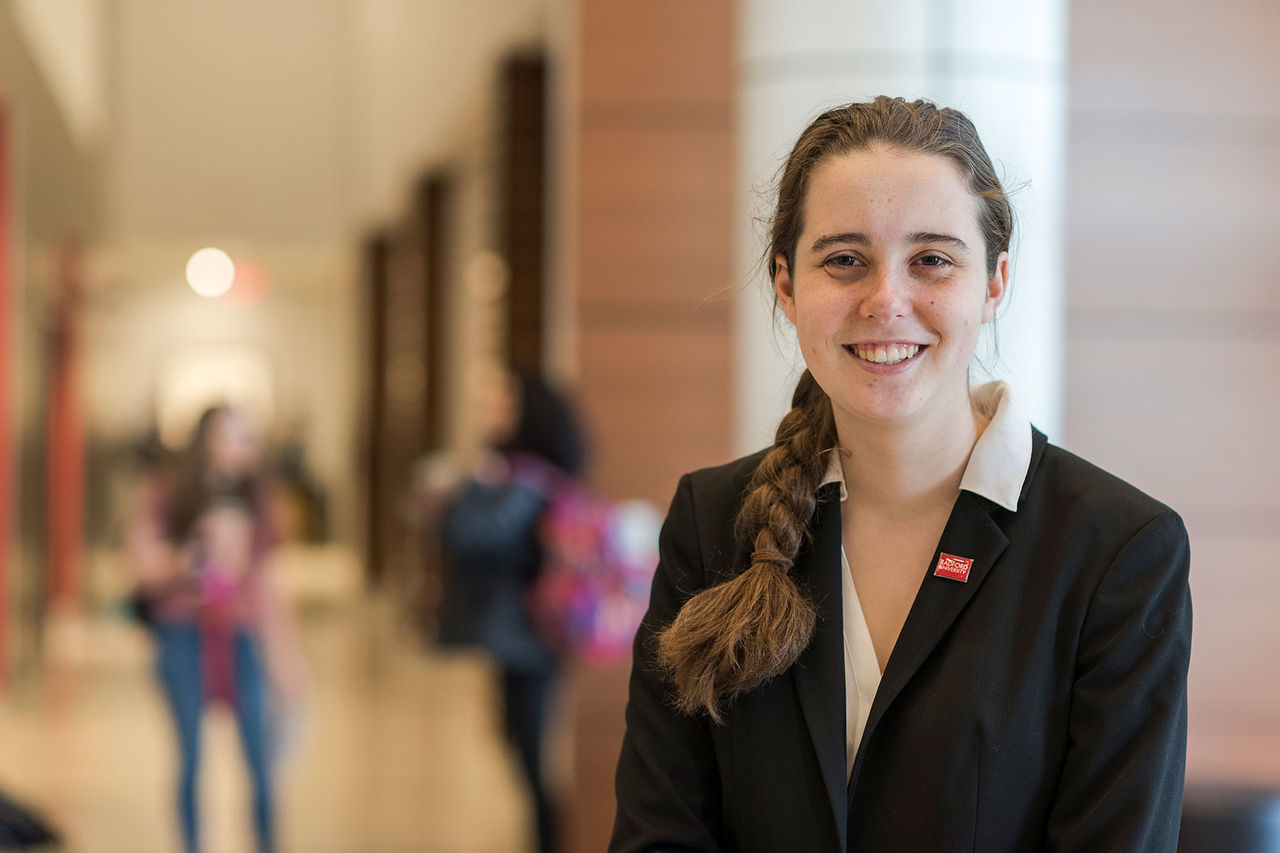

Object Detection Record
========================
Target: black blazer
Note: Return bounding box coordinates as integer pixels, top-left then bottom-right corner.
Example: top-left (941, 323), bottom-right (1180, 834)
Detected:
top-left (611, 428), bottom-right (1191, 852)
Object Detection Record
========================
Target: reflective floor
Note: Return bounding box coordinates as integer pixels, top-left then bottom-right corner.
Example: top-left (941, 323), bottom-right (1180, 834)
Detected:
top-left (0, 547), bottom-right (535, 853)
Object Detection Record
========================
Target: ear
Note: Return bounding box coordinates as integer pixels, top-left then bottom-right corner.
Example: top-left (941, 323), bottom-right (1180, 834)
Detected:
top-left (774, 254), bottom-right (798, 325)
top-left (981, 251), bottom-right (1009, 323)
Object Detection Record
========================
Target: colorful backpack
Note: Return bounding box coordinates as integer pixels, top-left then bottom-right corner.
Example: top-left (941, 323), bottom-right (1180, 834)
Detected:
top-left (529, 478), bottom-right (661, 666)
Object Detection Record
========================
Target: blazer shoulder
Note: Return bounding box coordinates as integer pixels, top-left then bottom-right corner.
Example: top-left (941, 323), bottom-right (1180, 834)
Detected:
top-left (681, 448), bottom-right (769, 513)
top-left (1032, 441), bottom-right (1182, 530)
top-left (666, 449), bottom-right (770, 563)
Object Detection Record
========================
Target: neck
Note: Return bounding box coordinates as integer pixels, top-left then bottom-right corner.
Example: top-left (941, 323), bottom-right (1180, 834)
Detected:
top-left (836, 390), bottom-right (988, 514)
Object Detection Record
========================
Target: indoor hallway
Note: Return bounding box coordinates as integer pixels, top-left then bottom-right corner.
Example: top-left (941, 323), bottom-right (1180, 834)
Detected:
top-left (0, 546), bottom-right (538, 853)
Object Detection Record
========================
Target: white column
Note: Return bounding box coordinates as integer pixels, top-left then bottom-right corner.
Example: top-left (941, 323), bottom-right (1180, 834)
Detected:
top-left (735, 0), bottom-right (1067, 453)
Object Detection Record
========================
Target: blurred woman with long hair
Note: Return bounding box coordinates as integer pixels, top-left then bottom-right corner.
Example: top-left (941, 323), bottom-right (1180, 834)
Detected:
top-left (127, 405), bottom-right (303, 853)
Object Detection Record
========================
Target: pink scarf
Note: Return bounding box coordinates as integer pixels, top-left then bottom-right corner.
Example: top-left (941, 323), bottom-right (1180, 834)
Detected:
top-left (200, 565), bottom-right (239, 705)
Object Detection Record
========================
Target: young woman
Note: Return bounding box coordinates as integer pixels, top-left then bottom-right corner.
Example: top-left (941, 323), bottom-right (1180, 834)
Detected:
top-left (611, 97), bottom-right (1191, 852)
top-left (127, 405), bottom-right (303, 853)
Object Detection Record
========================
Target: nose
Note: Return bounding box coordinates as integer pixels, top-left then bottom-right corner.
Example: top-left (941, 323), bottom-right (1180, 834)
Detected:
top-left (858, 267), bottom-right (910, 323)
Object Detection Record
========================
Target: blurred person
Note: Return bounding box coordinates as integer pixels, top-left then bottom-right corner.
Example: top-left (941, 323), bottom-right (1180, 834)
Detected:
top-left (270, 428), bottom-right (330, 543)
top-left (611, 97), bottom-right (1192, 851)
top-left (126, 405), bottom-right (304, 853)
top-left (427, 368), bottom-right (586, 853)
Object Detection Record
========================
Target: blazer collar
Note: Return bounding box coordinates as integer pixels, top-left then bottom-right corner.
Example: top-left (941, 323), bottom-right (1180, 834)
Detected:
top-left (845, 488), bottom-right (1010, 804)
top-left (790, 480), bottom-right (848, 850)
top-left (791, 427), bottom-right (1051, 830)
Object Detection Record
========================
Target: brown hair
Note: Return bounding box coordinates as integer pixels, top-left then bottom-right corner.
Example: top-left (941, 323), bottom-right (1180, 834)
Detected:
top-left (165, 405), bottom-right (267, 543)
top-left (655, 97), bottom-right (1014, 722)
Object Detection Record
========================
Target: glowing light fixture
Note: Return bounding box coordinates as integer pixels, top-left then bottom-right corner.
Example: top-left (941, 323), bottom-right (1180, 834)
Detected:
top-left (185, 247), bottom-right (236, 297)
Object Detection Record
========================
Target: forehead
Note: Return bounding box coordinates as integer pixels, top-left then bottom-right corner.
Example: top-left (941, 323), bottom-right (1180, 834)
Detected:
top-left (801, 147), bottom-right (982, 243)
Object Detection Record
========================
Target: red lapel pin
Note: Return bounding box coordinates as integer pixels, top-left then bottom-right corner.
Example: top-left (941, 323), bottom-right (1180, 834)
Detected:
top-left (934, 553), bottom-right (974, 582)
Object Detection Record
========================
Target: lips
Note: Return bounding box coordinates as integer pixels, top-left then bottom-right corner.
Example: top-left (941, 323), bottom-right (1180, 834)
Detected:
top-left (844, 343), bottom-right (924, 366)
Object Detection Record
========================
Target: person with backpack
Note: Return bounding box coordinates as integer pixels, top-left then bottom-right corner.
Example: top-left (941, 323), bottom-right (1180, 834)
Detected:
top-left (434, 368), bottom-right (587, 853)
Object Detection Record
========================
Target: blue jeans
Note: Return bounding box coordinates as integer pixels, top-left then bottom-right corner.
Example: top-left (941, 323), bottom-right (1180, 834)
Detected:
top-left (154, 623), bottom-right (274, 853)
top-left (501, 667), bottom-right (558, 853)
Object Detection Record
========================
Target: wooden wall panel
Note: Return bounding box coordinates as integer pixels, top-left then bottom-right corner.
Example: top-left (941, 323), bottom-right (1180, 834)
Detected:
top-left (361, 232), bottom-right (390, 587)
top-left (572, 24), bottom-right (736, 507)
top-left (577, 125), bottom-right (735, 308)
top-left (500, 55), bottom-right (547, 372)
top-left (578, 325), bottom-right (732, 506)
top-left (417, 174), bottom-right (452, 452)
top-left (566, 664), bottom-right (631, 853)
top-left (579, 1), bottom-right (735, 104)
top-left (561, 1), bottom-right (736, 850)
top-left (1067, 0), bottom-right (1280, 789)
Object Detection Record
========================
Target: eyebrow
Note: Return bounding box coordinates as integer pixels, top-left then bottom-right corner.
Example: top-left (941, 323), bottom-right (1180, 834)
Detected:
top-left (909, 232), bottom-right (970, 252)
top-left (808, 231), bottom-right (971, 253)
top-left (809, 232), bottom-right (869, 252)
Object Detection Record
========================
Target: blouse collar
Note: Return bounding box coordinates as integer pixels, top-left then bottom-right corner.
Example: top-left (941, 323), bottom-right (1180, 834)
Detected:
top-left (817, 381), bottom-right (1032, 513)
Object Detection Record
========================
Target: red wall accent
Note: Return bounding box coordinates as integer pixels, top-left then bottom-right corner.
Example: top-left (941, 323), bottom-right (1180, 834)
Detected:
top-left (46, 241), bottom-right (85, 610)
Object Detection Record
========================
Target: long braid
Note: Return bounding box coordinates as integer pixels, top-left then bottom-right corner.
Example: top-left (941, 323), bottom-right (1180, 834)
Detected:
top-left (655, 371), bottom-right (837, 723)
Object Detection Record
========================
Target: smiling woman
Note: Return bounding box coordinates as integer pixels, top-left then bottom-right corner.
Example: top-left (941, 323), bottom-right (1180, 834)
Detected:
top-left (611, 97), bottom-right (1191, 853)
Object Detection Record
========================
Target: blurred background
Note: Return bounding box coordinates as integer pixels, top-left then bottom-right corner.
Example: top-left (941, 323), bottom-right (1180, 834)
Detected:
top-left (0, 0), bottom-right (1276, 851)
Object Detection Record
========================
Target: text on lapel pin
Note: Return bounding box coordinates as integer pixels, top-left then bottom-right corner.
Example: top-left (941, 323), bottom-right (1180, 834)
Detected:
top-left (934, 553), bottom-right (974, 582)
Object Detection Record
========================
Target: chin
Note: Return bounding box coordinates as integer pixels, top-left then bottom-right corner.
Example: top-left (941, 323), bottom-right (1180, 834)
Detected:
top-left (832, 393), bottom-right (923, 428)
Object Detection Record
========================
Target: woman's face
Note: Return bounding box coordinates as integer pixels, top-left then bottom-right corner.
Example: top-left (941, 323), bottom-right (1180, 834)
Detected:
top-left (476, 369), bottom-right (520, 448)
top-left (774, 146), bottom-right (1008, 432)
top-left (205, 409), bottom-right (260, 478)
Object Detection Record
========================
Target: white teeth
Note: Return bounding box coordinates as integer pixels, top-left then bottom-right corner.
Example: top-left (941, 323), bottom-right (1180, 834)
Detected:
top-left (851, 344), bottom-right (921, 365)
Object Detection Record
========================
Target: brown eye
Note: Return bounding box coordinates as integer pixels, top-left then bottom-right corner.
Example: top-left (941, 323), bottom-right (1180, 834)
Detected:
top-left (919, 255), bottom-right (949, 267)
top-left (824, 254), bottom-right (866, 277)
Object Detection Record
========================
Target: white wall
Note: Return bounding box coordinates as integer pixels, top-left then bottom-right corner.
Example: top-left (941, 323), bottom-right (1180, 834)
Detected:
top-left (84, 241), bottom-right (356, 458)
top-left (735, 0), bottom-right (1066, 454)
top-left (9, 0), bottom-right (105, 148)
top-left (103, 0), bottom-right (350, 243)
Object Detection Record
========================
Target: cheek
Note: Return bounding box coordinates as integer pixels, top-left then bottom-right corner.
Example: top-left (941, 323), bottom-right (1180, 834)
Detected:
top-left (952, 314), bottom-right (978, 340)
top-left (793, 322), bottom-right (819, 361)
top-left (794, 311), bottom-right (837, 362)
top-left (795, 288), bottom-right (843, 332)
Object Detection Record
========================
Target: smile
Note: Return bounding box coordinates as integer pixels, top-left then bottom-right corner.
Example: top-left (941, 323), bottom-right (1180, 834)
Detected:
top-left (845, 343), bottom-right (924, 366)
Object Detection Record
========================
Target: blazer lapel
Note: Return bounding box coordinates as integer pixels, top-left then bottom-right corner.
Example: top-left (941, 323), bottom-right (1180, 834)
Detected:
top-left (847, 490), bottom-right (1010, 800)
top-left (790, 484), bottom-right (848, 850)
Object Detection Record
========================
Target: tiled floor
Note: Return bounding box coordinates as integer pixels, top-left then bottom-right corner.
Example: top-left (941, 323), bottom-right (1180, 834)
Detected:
top-left (0, 549), bottom-right (535, 853)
